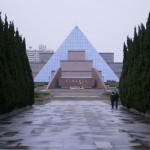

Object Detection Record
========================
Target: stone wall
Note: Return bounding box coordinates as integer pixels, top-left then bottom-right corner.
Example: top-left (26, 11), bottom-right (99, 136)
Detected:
top-left (58, 78), bottom-right (95, 89)
top-left (68, 51), bottom-right (85, 60)
top-left (60, 60), bottom-right (93, 71)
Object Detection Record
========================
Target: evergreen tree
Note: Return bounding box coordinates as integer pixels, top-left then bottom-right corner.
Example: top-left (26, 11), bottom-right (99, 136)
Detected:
top-left (0, 13), bottom-right (34, 113)
top-left (119, 12), bottom-right (150, 113)
top-left (119, 43), bottom-right (127, 106)
top-left (0, 12), bottom-right (5, 110)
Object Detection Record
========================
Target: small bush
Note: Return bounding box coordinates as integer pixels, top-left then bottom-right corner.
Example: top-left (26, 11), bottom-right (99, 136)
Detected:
top-left (34, 91), bottom-right (50, 99)
top-left (102, 91), bottom-right (112, 97)
top-left (105, 81), bottom-right (119, 87)
top-left (34, 82), bottom-right (48, 88)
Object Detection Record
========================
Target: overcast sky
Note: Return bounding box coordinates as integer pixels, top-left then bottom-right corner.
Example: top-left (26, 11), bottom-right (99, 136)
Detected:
top-left (1, 0), bottom-right (150, 61)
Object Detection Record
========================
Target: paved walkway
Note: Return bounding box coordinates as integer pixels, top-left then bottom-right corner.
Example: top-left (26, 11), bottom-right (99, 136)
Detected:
top-left (0, 100), bottom-right (150, 150)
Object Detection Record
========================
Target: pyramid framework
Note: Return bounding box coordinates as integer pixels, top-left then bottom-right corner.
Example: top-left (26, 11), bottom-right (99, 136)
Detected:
top-left (34, 26), bottom-right (119, 82)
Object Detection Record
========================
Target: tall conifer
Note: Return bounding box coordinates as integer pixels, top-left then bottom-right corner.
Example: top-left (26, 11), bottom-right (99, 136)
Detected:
top-left (119, 12), bottom-right (150, 113)
top-left (0, 14), bottom-right (34, 113)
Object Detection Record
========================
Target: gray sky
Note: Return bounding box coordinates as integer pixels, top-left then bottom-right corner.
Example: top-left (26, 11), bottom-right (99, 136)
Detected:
top-left (1, 0), bottom-right (150, 62)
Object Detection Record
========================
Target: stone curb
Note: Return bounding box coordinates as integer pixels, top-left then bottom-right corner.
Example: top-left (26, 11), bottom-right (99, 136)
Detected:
top-left (121, 106), bottom-right (150, 118)
top-left (0, 106), bottom-right (32, 120)
top-left (34, 99), bottom-right (51, 105)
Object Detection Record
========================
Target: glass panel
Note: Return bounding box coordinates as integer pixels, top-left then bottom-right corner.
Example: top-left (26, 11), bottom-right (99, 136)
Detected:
top-left (34, 26), bottom-right (119, 82)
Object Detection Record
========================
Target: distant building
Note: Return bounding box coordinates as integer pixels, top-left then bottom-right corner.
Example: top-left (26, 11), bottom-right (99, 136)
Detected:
top-left (46, 50), bottom-right (106, 89)
top-left (39, 51), bottom-right (54, 63)
top-left (99, 53), bottom-right (114, 63)
top-left (27, 28), bottom-right (123, 81)
top-left (99, 53), bottom-right (123, 78)
top-left (28, 51), bottom-right (122, 79)
top-left (27, 45), bottom-right (54, 63)
top-left (108, 62), bottom-right (123, 78)
top-left (34, 26), bottom-right (120, 85)
top-left (26, 49), bottom-right (40, 62)
top-left (26, 45), bottom-right (54, 77)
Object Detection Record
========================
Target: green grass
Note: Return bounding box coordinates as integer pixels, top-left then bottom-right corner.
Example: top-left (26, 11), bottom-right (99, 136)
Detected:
top-left (102, 91), bottom-right (112, 97)
top-left (105, 81), bottom-right (119, 87)
top-left (34, 91), bottom-right (50, 99)
top-left (34, 82), bottom-right (48, 88)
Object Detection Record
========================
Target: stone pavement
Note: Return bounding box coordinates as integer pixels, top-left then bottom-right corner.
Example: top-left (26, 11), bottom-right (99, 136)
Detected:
top-left (0, 100), bottom-right (150, 150)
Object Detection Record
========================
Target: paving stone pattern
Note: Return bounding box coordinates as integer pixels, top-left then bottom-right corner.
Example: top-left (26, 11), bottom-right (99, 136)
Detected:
top-left (0, 100), bottom-right (150, 150)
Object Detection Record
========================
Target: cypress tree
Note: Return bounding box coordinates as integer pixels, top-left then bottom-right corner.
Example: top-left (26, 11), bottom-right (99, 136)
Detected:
top-left (0, 12), bottom-right (5, 111)
top-left (119, 43), bottom-right (127, 106)
top-left (3, 15), bottom-right (15, 111)
top-left (119, 12), bottom-right (150, 113)
top-left (0, 14), bottom-right (34, 113)
top-left (144, 12), bottom-right (150, 112)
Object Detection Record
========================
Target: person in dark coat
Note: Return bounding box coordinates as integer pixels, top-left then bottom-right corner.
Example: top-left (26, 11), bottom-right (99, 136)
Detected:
top-left (110, 92), bottom-right (115, 109)
top-left (115, 92), bottom-right (119, 109)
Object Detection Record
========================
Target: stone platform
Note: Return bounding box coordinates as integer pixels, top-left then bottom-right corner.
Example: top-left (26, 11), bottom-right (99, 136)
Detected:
top-left (49, 89), bottom-right (106, 100)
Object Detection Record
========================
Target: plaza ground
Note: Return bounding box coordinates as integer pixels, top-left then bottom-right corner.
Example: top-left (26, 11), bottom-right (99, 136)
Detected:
top-left (0, 91), bottom-right (150, 150)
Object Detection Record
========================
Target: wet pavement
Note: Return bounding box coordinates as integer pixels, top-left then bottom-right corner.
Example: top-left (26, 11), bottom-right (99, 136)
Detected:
top-left (0, 100), bottom-right (150, 150)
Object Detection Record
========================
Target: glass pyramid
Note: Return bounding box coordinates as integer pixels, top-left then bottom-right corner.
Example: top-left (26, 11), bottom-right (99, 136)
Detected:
top-left (34, 26), bottom-right (119, 82)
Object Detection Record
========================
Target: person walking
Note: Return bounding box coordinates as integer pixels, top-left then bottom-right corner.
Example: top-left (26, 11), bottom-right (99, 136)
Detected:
top-left (115, 92), bottom-right (119, 109)
top-left (110, 92), bottom-right (115, 109)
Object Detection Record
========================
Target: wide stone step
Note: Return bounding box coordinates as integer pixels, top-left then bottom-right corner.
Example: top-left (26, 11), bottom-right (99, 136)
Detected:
top-left (49, 89), bottom-right (105, 93)
top-left (48, 89), bottom-right (106, 100)
top-left (51, 93), bottom-right (101, 96)
top-left (51, 96), bottom-right (101, 100)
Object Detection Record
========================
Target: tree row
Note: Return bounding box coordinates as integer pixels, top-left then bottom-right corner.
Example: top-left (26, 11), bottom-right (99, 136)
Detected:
top-left (0, 14), bottom-right (34, 113)
top-left (119, 13), bottom-right (150, 113)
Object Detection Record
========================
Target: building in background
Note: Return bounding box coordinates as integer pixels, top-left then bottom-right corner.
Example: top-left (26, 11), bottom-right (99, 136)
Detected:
top-left (26, 45), bottom-right (54, 77)
top-left (34, 26), bottom-right (119, 85)
top-left (99, 53), bottom-right (123, 78)
top-left (27, 45), bottom-right (54, 63)
top-left (46, 50), bottom-right (106, 89)
top-left (26, 49), bottom-right (40, 62)
top-left (27, 28), bottom-right (123, 81)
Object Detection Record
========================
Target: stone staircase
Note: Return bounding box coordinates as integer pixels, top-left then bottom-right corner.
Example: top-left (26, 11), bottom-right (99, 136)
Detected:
top-left (48, 89), bottom-right (106, 100)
